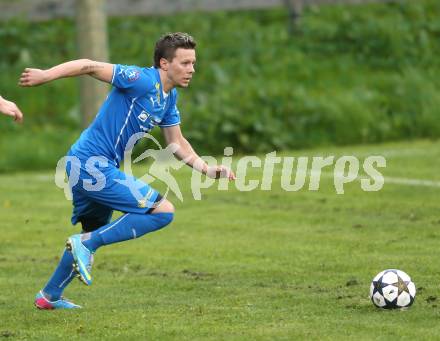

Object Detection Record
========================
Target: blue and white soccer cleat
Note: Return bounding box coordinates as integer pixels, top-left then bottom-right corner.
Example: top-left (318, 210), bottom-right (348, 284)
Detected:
top-left (34, 291), bottom-right (81, 309)
top-left (66, 234), bottom-right (94, 286)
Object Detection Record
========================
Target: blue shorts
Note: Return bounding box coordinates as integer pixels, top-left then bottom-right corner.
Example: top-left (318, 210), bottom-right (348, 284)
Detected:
top-left (66, 155), bottom-right (159, 227)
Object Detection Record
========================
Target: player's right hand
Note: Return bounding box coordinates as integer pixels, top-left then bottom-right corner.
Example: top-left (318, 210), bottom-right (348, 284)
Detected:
top-left (0, 96), bottom-right (24, 123)
top-left (207, 165), bottom-right (236, 180)
top-left (19, 68), bottom-right (49, 87)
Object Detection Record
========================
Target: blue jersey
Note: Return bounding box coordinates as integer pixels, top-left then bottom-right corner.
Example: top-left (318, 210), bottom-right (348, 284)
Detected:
top-left (69, 65), bottom-right (181, 167)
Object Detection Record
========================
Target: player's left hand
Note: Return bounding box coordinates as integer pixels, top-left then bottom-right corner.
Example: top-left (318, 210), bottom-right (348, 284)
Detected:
top-left (207, 165), bottom-right (236, 180)
top-left (0, 96), bottom-right (24, 123)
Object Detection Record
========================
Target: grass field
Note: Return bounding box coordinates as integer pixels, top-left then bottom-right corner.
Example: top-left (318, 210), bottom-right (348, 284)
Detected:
top-left (1, 139), bottom-right (440, 340)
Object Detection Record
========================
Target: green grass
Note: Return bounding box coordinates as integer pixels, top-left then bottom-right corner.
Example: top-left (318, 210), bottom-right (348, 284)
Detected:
top-left (1, 139), bottom-right (440, 340)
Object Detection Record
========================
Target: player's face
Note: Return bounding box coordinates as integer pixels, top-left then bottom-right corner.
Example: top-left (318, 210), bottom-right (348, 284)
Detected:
top-left (167, 48), bottom-right (196, 88)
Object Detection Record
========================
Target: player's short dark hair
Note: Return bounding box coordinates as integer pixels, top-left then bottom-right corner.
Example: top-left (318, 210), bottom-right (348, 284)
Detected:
top-left (154, 32), bottom-right (196, 68)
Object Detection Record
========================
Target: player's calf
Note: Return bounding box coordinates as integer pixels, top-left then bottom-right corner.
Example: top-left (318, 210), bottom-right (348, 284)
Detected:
top-left (67, 202), bottom-right (175, 285)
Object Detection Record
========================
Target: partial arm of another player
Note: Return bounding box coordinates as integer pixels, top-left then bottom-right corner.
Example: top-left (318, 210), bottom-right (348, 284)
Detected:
top-left (19, 59), bottom-right (114, 87)
top-left (0, 95), bottom-right (24, 123)
top-left (162, 125), bottom-right (236, 180)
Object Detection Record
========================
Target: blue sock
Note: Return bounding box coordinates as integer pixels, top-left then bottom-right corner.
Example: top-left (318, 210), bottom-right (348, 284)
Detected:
top-left (82, 212), bottom-right (173, 252)
top-left (41, 213), bottom-right (173, 299)
top-left (42, 249), bottom-right (76, 301)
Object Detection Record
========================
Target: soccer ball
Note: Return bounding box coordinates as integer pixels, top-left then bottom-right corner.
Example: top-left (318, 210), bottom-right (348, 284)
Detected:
top-left (370, 269), bottom-right (416, 309)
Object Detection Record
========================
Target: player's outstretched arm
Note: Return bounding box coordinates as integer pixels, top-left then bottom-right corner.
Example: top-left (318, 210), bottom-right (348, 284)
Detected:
top-left (0, 95), bottom-right (24, 123)
top-left (162, 125), bottom-right (236, 180)
top-left (19, 59), bottom-right (114, 87)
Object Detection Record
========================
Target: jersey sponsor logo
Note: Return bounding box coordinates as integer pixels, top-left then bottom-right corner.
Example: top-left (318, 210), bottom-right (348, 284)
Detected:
top-left (137, 111), bottom-right (150, 122)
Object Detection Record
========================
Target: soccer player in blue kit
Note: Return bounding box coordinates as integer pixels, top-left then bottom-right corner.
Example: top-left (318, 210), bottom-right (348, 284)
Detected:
top-left (19, 32), bottom-right (235, 309)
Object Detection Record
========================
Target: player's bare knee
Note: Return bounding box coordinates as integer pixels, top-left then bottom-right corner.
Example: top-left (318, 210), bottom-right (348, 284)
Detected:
top-left (151, 198), bottom-right (175, 214)
top-left (150, 199), bottom-right (174, 227)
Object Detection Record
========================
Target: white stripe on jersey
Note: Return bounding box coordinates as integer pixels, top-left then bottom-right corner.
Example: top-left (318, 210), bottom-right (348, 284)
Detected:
top-left (110, 64), bottom-right (118, 85)
top-left (158, 122), bottom-right (181, 128)
top-left (113, 97), bottom-right (138, 164)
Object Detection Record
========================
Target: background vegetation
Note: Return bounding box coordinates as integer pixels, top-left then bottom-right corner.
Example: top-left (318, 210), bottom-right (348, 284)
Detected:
top-left (0, 0), bottom-right (439, 171)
